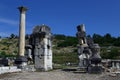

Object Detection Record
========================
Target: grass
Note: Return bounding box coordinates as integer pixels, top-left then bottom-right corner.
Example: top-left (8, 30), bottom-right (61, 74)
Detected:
top-left (53, 52), bottom-right (79, 64)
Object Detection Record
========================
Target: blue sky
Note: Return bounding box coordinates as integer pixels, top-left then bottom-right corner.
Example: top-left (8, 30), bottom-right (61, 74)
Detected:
top-left (0, 0), bottom-right (120, 37)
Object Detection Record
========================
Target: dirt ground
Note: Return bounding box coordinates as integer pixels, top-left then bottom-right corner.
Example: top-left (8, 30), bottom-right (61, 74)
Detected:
top-left (0, 69), bottom-right (120, 80)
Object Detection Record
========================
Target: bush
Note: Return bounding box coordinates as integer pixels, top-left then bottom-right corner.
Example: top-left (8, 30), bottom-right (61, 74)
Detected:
top-left (54, 34), bottom-right (66, 40)
top-left (100, 48), bottom-right (120, 59)
top-left (57, 36), bottom-right (77, 47)
top-left (0, 51), bottom-right (6, 57)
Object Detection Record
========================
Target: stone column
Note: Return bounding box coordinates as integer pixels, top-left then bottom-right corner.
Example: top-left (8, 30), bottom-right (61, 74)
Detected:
top-left (15, 6), bottom-right (27, 67)
top-left (18, 6), bottom-right (27, 56)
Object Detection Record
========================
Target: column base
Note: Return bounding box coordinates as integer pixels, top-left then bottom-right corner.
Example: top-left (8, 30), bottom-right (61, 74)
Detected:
top-left (15, 56), bottom-right (27, 68)
top-left (87, 65), bottom-right (102, 73)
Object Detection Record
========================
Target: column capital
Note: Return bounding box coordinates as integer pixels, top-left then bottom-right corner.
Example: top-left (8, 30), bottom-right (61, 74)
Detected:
top-left (18, 6), bottom-right (28, 13)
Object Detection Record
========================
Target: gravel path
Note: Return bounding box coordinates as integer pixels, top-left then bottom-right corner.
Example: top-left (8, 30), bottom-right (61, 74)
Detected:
top-left (0, 70), bottom-right (120, 80)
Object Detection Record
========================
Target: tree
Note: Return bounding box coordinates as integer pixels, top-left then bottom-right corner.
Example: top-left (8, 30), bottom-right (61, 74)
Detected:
top-left (92, 33), bottom-right (103, 45)
top-left (15, 35), bottom-right (19, 38)
top-left (57, 36), bottom-right (77, 47)
top-left (10, 33), bottom-right (15, 39)
top-left (113, 37), bottom-right (120, 46)
top-left (25, 34), bottom-right (30, 39)
top-left (54, 34), bottom-right (66, 40)
top-left (104, 33), bottom-right (112, 43)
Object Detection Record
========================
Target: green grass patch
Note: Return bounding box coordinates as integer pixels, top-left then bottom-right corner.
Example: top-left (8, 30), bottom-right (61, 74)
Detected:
top-left (53, 52), bottom-right (78, 64)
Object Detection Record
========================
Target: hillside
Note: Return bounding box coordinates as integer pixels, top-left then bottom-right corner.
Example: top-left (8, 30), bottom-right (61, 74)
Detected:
top-left (0, 34), bottom-right (120, 65)
top-left (0, 38), bottom-right (18, 57)
top-left (0, 35), bottom-right (78, 64)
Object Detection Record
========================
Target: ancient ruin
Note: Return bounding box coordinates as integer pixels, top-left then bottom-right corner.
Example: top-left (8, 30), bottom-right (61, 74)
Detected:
top-left (76, 24), bottom-right (102, 73)
top-left (26, 25), bottom-right (53, 71)
top-left (102, 59), bottom-right (120, 72)
top-left (12, 6), bottom-right (53, 71)
top-left (1, 6), bottom-right (120, 77)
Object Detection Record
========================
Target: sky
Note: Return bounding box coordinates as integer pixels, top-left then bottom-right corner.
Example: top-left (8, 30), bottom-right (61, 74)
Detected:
top-left (0, 0), bottom-right (120, 37)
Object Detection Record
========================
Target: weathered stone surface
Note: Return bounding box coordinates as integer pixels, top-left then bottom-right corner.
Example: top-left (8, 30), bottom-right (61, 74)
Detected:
top-left (0, 66), bottom-right (21, 74)
top-left (76, 24), bottom-right (90, 68)
top-left (27, 24), bottom-right (53, 71)
top-left (18, 6), bottom-right (27, 57)
top-left (15, 6), bottom-right (28, 67)
top-left (76, 24), bottom-right (102, 73)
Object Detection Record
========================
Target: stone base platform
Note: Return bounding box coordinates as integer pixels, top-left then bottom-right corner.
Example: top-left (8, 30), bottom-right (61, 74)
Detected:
top-left (0, 66), bottom-right (21, 74)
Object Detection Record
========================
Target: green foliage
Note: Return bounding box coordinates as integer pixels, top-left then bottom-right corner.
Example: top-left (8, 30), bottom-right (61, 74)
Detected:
top-left (100, 47), bottom-right (120, 59)
top-left (2, 47), bottom-right (8, 50)
top-left (57, 36), bottom-right (77, 47)
top-left (10, 33), bottom-right (16, 39)
top-left (0, 51), bottom-right (16, 58)
top-left (53, 52), bottom-right (78, 64)
top-left (0, 51), bottom-right (6, 57)
top-left (93, 33), bottom-right (120, 46)
top-left (53, 33), bottom-right (120, 60)
top-left (1, 33), bottom-right (120, 62)
top-left (13, 50), bottom-right (18, 54)
top-left (5, 54), bottom-right (16, 57)
top-left (25, 34), bottom-right (30, 39)
top-left (54, 34), bottom-right (66, 40)
top-left (108, 49), bottom-right (118, 59)
top-left (93, 33), bottom-right (103, 45)
top-left (113, 37), bottom-right (120, 46)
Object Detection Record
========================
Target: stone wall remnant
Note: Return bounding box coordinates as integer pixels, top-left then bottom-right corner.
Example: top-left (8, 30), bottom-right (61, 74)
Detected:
top-left (27, 24), bottom-right (53, 71)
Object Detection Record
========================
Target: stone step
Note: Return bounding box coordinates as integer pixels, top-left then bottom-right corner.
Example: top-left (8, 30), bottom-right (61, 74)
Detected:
top-left (75, 67), bottom-right (87, 73)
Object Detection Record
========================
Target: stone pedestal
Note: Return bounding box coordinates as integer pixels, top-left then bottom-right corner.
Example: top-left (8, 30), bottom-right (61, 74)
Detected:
top-left (15, 56), bottom-right (27, 68)
top-left (87, 66), bottom-right (102, 73)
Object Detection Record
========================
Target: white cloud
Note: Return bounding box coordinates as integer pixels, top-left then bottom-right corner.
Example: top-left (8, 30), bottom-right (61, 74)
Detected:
top-left (0, 18), bottom-right (18, 26)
